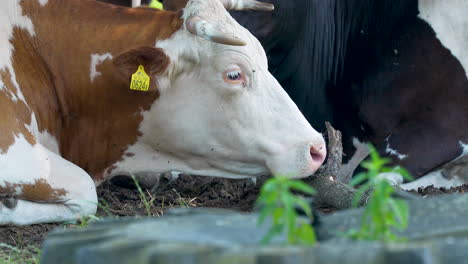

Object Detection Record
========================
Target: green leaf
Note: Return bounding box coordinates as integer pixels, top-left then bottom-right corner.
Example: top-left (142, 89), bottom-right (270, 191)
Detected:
top-left (360, 160), bottom-right (373, 171)
top-left (293, 197), bottom-right (313, 219)
top-left (260, 223), bottom-right (284, 245)
top-left (257, 204), bottom-right (275, 225)
top-left (281, 193), bottom-right (296, 229)
top-left (296, 223), bottom-right (317, 245)
top-left (272, 207), bottom-right (285, 224)
top-left (288, 181), bottom-right (316, 195)
top-left (367, 144), bottom-right (379, 159)
top-left (256, 190), bottom-right (278, 205)
top-left (352, 182), bottom-right (372, 207)
top-left (285, 207), bottom-right (296, 232)
top-left (255, 174), bottom-right (321, 246)
top-left (261, 179), bottom-right (279, 193)
top-left (392, 167), bottom-right (414, 181)
top-left (388, 199), bottom-right (409, 228)
top-left (349, 172), bottom-right (369, 187)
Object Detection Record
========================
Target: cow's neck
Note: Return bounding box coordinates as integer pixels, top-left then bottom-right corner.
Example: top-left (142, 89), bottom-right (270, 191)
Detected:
top-left (13, 0), bottom-right (182, 181)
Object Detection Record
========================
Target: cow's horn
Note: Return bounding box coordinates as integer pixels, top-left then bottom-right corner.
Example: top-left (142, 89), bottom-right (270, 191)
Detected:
top-left (219, 0), bottom-right (274, 11)
top-left (185, 15), bottom-right (247, 46)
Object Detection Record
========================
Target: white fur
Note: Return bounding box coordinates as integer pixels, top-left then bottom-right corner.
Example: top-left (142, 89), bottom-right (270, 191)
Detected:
top-left (36, 131), bottom-right (60, 155)
top-left (109, 1), bottom-right (325, 180)
top-left (132, 0), bottom-right (141, 7)
top-left (378, 172), bottom-right (404, 186)
top-left (0, 200), bottom-right (92, 225)
top-left (0, 144), bottom-right (97, 225)
top-left (459, 141), bottom-right (468, 156)
top-left (418, 0), bottom-right (468, 78)
top-left (90, 53), bottom-right (113, 83)
top-left (26, 113), bottom-right (60, 154)
top-left (385, 136), bottom-right (408, 160)
top-left (401, 170), bottom-right (464, 191)
top-left (0, 135), bottom-right (44, 188)
top-left (0, 135), bottom-right (97, 225)
top-left (0, 79), bottom-right (4, 89)
top-left (38, 0), bottom-right (48, 6)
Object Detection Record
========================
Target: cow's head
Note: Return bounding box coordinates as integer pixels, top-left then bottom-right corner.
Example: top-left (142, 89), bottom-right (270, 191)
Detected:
top-left (113, 0), bottom-right (326, 179)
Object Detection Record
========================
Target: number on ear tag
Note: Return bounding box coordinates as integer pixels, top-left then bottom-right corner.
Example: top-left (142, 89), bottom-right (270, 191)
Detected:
top-left (130, 65), bottom-right (150, 92)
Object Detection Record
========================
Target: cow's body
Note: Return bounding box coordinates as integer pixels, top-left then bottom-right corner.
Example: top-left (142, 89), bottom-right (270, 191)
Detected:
top-left (0, 0), bottom-right (326, 225)
top-left (164, 0), bottom-right (468, 186)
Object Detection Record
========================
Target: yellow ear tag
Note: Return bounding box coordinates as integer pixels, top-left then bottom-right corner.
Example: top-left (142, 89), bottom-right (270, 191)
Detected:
top-left (149, 0), bottom-right (164, 10)
top-left (130, 65), bottom-right (150, 92)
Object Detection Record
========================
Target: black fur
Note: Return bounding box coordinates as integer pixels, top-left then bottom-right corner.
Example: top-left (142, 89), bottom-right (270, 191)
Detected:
top-left (235, 0), bottom-right (418, 132)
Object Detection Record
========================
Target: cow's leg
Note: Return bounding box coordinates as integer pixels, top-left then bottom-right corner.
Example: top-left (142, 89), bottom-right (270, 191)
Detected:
top-left (400, 170), bottom-right (465, 191)
top-left (372, 123), bottom-right (467, 191)
top-left (441, 155), bottom-right (468, 182)
top-left (0, 136), bottom-right (97, 225)
top-left (368, 154), bottom-right (466, 191)
top-left (400, 153), bottom-right (468, 191)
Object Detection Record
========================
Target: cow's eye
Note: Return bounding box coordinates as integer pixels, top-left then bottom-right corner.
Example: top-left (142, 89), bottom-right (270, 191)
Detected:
top-left (223, 66), bottom-right (246, 87)
top-left (227, 71), bottom-right (242, 81)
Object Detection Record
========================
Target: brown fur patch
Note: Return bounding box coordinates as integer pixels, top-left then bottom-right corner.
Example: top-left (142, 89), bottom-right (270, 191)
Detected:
top-left (0, 179), bottom-right (67, 203)
top-left (0, 70), bottom-right (35, 154)
top-left (9, 0), bottom-right (183, 184)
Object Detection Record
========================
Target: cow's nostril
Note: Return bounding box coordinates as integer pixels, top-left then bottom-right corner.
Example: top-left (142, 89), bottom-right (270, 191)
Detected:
top-left (310, 144), bottom-right (326, 163)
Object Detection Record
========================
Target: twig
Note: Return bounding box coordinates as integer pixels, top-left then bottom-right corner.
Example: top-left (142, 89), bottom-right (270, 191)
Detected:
top-left (305, 122), bottom-right (369, 209)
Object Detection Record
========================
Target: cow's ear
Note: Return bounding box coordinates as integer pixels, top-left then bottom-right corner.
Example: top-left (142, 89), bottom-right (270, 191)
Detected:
top-left (113, 46), bottom-right (170, 80)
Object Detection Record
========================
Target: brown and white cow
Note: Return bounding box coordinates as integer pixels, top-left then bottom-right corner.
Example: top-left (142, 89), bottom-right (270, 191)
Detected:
top-left (0, 0), bottom-right (326, 225)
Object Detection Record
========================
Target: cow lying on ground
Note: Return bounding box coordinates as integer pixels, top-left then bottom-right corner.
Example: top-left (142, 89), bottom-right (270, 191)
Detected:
top-left (0, 0), bottom-right (327, 225)
top-left (163, 0), bottom-right (468, 189)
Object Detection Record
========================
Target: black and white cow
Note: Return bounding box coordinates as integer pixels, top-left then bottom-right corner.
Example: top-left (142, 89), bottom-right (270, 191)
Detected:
top-left (161, 0), bottom-right (468, 188)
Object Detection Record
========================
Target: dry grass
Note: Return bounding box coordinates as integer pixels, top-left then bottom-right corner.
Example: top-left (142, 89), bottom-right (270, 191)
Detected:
top-left (0, 244), bottom-right (41, 264)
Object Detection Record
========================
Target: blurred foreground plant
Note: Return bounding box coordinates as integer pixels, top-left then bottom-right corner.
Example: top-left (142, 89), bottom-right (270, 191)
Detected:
top-left (347, 144), bottom-right (413, 242)
top-left (257, 176), bottom-right (317, 246)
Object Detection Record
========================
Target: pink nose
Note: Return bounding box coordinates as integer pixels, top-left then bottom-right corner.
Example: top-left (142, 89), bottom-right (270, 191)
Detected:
top-left (310, 143), bottom-right (326, 171)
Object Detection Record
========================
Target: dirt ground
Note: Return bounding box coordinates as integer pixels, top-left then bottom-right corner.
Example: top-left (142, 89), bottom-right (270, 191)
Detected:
top-left (1, 174), bottom-right (467, 259)
top-left (0, 175), bottom-right (263, 252)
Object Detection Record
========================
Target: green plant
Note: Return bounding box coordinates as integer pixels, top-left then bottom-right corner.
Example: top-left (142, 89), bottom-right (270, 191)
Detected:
top-left (62, 199), bottom-right (111, 227)
top-left (256, 176), bottom-right (317, 246)
top-left (0, 244), bottom-right (41, 264)
top-left (76, 215), bottom-right (102, 228)
top-left (348, 144), bottom-right (413, 242)
top-left (131, 174), bottom-right (158, 216)
top-left (97, 198), bottom-right (115, 218)
top-left (171, 188), bottom-right (191, 208)
top-left (63, 214), bottom-right (102, 228)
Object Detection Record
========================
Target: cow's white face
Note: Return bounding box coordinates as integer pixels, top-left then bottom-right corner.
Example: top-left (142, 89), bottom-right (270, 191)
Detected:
top-left (112, 0), bottom-right (326, 179)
